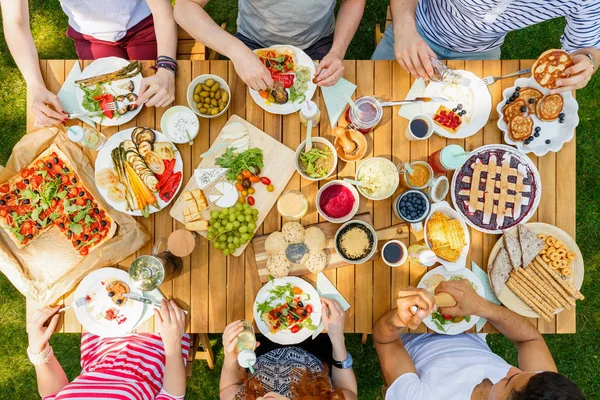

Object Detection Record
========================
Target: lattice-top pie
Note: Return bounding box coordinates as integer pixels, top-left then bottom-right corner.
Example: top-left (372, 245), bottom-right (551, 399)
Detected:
top-left (452, 146), bottom-right (540, 233)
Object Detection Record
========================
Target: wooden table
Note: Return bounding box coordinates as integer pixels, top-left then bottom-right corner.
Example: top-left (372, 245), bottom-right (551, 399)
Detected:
top-left (26, 59), bottom-right (576, 335)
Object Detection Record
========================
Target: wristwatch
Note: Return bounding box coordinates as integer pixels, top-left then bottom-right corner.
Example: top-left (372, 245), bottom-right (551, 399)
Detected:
top-left (332, 352), bottom-right (353, 369)
top-left (585, 53), bottom-right (596, 71)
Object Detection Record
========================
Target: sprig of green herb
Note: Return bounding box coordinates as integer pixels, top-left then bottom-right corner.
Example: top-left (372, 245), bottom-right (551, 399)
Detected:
top-left (215, 148), bottom-right (264, 181)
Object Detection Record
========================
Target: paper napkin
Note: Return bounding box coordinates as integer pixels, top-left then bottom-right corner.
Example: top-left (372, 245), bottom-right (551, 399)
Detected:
top-left (312, 272), bottom-right (351, 339)
top-left (398, 78), bottom-right (427, 121)
top-left (132, 288), bottom-right (165, 331)
top-left (57, 62), bottom-right (97, 127)
top-left (320, 78), bottom-right (357, 128)
top-left (472, 261), bottom-right (501, 332)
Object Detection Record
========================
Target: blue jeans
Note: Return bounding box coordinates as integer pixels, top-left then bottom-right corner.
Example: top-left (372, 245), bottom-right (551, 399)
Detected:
top-left (372, 23), bottom-right (501, 60)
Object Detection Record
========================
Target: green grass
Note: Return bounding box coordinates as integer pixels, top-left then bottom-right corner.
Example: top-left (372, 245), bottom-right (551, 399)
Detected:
top-left (0, 2), bottom-right (599, 399)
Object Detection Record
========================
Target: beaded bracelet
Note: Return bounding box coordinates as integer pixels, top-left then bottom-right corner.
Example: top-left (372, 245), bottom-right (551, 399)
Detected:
top-left (155, 55), bottom-right (178, 75)
top-left (27, 343), bottom-right (53, 365)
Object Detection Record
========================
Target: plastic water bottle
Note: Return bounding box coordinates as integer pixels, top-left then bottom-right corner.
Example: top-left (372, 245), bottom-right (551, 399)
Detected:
top-left (236, 320), bottom-right (257, 373)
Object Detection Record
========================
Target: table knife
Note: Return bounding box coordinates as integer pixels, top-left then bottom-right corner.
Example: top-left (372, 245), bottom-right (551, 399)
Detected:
top-left (123, 294), bottom-right (188, 314)
top-left (379, 97), bottom-right (448, 107)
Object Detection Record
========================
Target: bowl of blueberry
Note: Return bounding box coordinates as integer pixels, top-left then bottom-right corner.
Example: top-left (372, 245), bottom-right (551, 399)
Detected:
top-left (496, 77), bottom-right (579, 157)
top-left (393, 190), bottom-right (431, 232)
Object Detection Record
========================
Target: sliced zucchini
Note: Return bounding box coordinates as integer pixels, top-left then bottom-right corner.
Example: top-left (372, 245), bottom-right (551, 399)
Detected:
top-left (137, 141), bottom-right (153, 157)
top-left (133, 128), bottom-right (156, 145)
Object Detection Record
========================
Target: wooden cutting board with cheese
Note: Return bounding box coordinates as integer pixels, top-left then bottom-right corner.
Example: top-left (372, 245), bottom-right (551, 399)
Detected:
top-left (169, 115), bottom-right (297, 256)
top-left (250, 213), bottom-right (410, 282)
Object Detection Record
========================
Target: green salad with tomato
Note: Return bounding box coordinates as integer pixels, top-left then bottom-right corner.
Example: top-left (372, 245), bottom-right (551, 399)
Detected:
top-left (256, 280), bottom-right (317, 334)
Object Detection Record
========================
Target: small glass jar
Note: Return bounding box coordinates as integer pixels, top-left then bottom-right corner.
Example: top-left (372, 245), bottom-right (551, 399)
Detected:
top-left (407, 243), bottom-right (437, 267)
top-left (277, 190), bottom-right (308, 220)
top-left (398, 161), bottom-right (434, 190)
top-left (299, 100), bottom-right (321, 127)
top-left (67, 126), bottom-right (106, 151)
top-left (344, 96), bottom-right (383, 134)
top-left (429, 58), bottom-right (471, 87)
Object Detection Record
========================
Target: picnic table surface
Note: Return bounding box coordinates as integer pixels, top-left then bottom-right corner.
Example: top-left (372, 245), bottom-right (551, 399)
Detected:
top-left (25, 59), bottom-right (576, 335)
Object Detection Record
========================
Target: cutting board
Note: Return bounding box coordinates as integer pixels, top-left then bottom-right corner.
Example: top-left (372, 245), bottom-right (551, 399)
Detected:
top-left (169, 115), bottom-right (297, 256)
top-left (251, 213), bottom-right (410, 282)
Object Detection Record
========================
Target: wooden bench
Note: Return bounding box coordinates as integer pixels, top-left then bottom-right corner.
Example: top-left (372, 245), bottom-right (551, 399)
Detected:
top-left (375, 6), bottom-right (393, 46)
top-left (177, 24), bottom-right (227, 61)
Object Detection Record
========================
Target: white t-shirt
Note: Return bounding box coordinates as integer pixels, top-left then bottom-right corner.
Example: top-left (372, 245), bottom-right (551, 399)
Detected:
top-left (60, 0), bottom-right (152, 42)
top-left (386, 334), bottom-right (512, 400)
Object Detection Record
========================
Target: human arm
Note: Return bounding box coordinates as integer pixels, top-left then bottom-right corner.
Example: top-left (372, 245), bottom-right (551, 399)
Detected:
top-left (174, 0), bottom-right (273, 90)
top-left (435, 280), bottom-right (557, 372)
top-left (0, 0), bottom-right (65, 126)
top-left (27, 306), bottom-right (69, 397)
top-left (219, 321), bottom-right (252, 400)
top-left (552, 3), bottom-right (600, 93)
top-left (155, 300), bottom-right (187, 397)
top-left (314, 0), bottom-right (365, 86)
top-left (389, 0), bottom-right (435, 79)
top-left (320, 298), bottom-right (357, 399)
top-left (372, 288), bottom-right (435, 385)
top-left (137, 0), bottom-right (177, 107)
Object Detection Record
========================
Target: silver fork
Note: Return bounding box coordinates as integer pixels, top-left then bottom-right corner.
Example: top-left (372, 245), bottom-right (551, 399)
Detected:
top-left (58, 296), bottom-right (90, 313)
top-left (481, 68), bottom-right (531, 86)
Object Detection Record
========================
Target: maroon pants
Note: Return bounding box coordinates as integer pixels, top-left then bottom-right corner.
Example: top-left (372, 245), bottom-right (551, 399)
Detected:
top-left (66, 15), bottom-right (157, 60)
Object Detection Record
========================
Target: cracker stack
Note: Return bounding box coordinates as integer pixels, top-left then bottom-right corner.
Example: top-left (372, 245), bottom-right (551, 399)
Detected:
top-left (490, 225), bottom-right (584, 322)
top-left (426, 212), bottom-right (466, 262)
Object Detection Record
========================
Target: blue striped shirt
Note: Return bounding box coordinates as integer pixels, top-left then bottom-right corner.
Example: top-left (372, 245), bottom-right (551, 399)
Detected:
top-left (416, 0), bottom-right (600, 53)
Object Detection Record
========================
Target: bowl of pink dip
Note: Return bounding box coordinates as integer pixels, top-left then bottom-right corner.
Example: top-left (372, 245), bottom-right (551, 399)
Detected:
top-left (316, 180), bottom-right (360, 223)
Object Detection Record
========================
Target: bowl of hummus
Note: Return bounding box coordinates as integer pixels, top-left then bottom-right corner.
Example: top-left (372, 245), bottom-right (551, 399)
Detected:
top-left (355, 157), bottom-right (399, 200)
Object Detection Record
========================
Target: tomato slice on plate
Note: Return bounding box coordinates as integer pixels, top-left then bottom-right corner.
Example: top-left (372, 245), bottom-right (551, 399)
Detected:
top-left (290, 325), bottom-right (301, 333)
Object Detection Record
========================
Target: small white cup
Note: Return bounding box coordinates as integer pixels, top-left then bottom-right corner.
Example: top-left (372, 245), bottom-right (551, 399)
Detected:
top-left (405, 114), bottom-right (434, 141)
top-left (381, 240), bottom-right (408, 267)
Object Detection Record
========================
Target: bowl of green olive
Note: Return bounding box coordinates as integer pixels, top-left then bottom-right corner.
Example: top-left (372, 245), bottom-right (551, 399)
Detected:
top-left (187, 74), bottom-right (231, 118)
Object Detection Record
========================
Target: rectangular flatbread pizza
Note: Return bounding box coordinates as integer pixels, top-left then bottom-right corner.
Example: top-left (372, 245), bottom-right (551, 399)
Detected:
top-left (0, 145), bottom-right (116, 256)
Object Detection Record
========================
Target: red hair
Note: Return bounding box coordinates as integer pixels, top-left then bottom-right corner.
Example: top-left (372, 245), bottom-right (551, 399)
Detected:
top-left (236, 366), bottom-right (345, 400)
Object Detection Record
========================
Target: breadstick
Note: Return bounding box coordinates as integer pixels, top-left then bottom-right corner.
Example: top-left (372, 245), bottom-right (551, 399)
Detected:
top-left (516, 268), bottom-right (562, 310)
top-left (509, 274), bottom-right (555, 316)
top-left (522, 266), bottom-right (568, 310)
top-left (511, 270), bottom-right (557, 312)
top-left (535, 256), bottom-right (585, 301)
top-left (506, 278), bottom-right (552, 322)
top-left (530, 261), bottom-right (575, 306)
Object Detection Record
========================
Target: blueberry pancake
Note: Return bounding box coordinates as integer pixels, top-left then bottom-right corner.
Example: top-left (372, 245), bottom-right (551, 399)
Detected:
top-left (502, 99), bottom-right (527, 123)
top-left (509, 115), bottom-right (534, 141)
top-left (519, 88), bottom-right (544, 114)
top-left (536, 94), bottom-right (564, 122)
top-left (105, 280), bottom-right (130, 306)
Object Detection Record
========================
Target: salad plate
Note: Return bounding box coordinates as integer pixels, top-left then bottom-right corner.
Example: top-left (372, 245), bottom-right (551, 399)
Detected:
top-left (254, 276), bottom-right (321, 344)
top-left (417, 266), bottom-right (485, 335)
top-left (75, 57), bottom-right (143, 126)
top-left (74, 268), bottom-right (145, 337)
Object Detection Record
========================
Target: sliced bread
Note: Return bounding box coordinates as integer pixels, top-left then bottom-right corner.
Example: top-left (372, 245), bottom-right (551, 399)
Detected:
top-left (503, 232), bottom-right (522, 271)
top-left (518, 225), bottom-right (546, 267)
top-left (490, 246), bottom-right (512, 298)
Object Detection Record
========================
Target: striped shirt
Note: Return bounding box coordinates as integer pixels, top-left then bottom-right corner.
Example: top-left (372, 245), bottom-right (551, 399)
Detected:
top-left (42, 333), bottom-right (190, 400)
top-left (416, 0), bottom-right (600, 53)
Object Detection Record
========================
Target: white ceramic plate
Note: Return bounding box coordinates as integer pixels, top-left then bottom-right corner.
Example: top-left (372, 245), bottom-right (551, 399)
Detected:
top-left (249, 45), bottom-right (317, 115)
top-left (451, 144), bottom-right (542, 234)
top-left (74, 268), bottom-right (145, 337)
top-left (254, 276), bottom-right (321, 345)
top-left (418, 266), bottom-right (485, 335)
top-left (496, 77), bottom-right (579, 157)
top-left (486, 223), bottom-right (584, 318)
top-left (423, 201), bottom-right (470, 271)
top-left (423, 71), bottom-right (492, 138)
top-left (94, 128), bottom-right (183, 216)
top-left (75, 57), bottom-right (143, 126)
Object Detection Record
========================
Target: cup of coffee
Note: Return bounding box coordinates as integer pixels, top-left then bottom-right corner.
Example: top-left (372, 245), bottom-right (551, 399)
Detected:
top-left (381, 240), bottom-right (408, 267)
top-left (393, 190), bottom-right (431, 232)
top-left (405, 114), bottom-right (434, 141)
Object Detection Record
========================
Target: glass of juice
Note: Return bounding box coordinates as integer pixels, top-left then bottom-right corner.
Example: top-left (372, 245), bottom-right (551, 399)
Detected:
top-left (427, 145), bottom-right (469, 174)
top-left (398, 161), bottom-right (434, 190)
top-left (345, 96), bottom-right (383, 134)
top-left (236, 320), bottom-right (257, 372)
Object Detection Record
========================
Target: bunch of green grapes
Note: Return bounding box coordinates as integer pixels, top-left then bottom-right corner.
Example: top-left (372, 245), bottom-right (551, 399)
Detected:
top-left (206, 202), bottom-right (259, 256)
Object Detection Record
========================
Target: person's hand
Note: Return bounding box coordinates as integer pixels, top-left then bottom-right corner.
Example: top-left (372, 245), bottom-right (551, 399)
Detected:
top-left (222, 320), bottom-right (259, 365)
top-left (155, 300), bottom-right (186, 355)
top-left (137, 68), bottom-right (175, 108)
top-left (394, 26), bottom-right (436, 80)
top-left (27, 306), bottom-right (60, 353)
top-left (434, 279), bottom-right (486, 317)
top-left (321, 297), bottom-right (346, 346)
top-left (551, 54), bottom-right (595, 94)
top-left (314, 50), bottom-right (345, 86)
top-left (395, 287), bottom-right (435, 330)
top-left (29, 84), bottom-right (66, 127)
top-left (231, 48), bottom-right (274, 91)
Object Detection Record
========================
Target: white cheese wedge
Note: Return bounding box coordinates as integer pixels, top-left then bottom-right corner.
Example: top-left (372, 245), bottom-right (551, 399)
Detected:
top-left (194, 167), bottom-right (228, 190)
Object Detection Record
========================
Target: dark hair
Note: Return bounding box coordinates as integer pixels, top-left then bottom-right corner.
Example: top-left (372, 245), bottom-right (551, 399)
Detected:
top-left (509, 371), bottom-right (584, 400)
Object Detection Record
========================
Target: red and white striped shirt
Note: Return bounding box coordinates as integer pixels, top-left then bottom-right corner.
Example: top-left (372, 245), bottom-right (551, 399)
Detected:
top-left (42, 333), bottom-right (190, 400)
